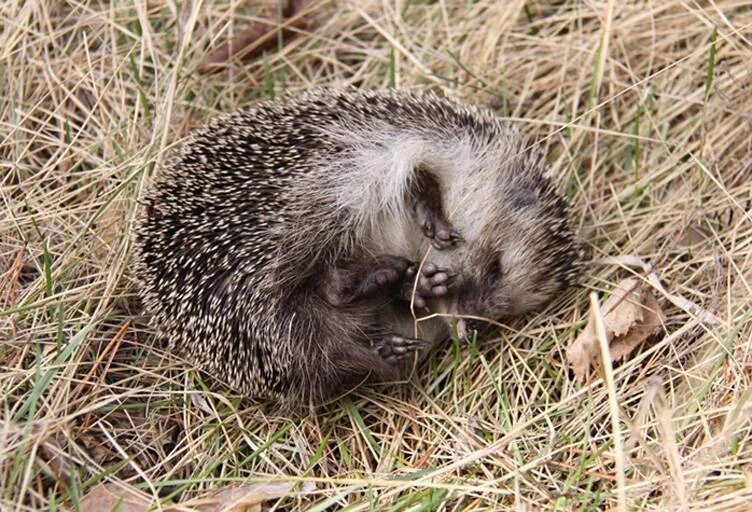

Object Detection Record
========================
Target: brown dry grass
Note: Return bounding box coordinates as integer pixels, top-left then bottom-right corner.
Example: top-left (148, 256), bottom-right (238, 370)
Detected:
top-left (1, 1), bottom-right (751, 510)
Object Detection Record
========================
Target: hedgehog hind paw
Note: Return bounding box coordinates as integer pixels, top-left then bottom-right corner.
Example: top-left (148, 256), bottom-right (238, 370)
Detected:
top-left (416, 203), bottom-right (463, 250)
top-left (372, 334), bottom-right (427, 364)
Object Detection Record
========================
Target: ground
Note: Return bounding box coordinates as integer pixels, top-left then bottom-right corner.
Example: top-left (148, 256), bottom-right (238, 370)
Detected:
top-left (1, 1), bottom-right (751, 510)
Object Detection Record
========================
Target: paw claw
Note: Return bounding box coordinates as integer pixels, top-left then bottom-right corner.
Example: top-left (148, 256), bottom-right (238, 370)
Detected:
top-left (420, 213), bottom-right (462, 250)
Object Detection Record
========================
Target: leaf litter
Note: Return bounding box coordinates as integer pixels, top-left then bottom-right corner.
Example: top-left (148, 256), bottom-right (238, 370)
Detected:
top-left (79, 481), bottom-right (316, 512)
top-left (567, 278), bottom-right (666, 380)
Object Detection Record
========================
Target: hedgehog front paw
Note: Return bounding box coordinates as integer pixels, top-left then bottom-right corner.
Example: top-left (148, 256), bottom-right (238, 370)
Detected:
top-left (372, 334), bottom-right (427, 364)
top-left (425, 220), bottom-right (463, 250)
top-left (401, 262), bottom-right (457, 308)
top-left (416, 204), bottom-right (463, 250)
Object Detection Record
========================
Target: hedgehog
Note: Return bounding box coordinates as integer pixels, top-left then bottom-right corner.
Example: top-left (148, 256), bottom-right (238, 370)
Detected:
top-left (133, 88), bottom-right (582, 409)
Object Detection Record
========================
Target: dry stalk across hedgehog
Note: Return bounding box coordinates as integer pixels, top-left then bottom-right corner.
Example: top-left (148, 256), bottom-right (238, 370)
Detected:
top-left (133, 88), bottom-right (583, 409)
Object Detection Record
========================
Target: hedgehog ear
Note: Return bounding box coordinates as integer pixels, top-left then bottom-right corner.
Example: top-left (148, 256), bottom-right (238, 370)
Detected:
top-left (484, 251), bottom-right (503, 285)
top-left (509, 187), bottom-right (537, 210)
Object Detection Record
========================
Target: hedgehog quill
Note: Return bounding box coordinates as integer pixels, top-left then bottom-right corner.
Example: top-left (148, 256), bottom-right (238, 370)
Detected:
top-left (134, 89), bottom-right (582, 408)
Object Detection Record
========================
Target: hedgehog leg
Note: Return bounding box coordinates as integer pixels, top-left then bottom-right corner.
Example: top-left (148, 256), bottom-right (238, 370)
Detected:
top-left (412, 169), bottom-right (463, 250)
top-left (400, 262), bottom-right (457, 308)
top-left (321, 255), bottom-right (413, 306)
top-left (371, 334), bottom-right (427, 364)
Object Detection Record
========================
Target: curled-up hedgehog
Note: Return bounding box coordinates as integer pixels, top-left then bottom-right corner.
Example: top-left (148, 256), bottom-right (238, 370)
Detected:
top-left (134, 88), bottom-right (582, 408)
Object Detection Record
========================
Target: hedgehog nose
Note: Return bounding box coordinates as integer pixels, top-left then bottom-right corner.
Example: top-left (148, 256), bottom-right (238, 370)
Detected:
top-left (506, 294), bottom-right (527, 317)
top-left (465, 319), bottom-right (483, 336)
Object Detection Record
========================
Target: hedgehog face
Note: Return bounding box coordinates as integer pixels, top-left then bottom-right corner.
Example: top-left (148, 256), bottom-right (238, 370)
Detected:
top-left (452, 239), bottom-right (566, 322)
top-left (441, 184), bottom-right (580, 332)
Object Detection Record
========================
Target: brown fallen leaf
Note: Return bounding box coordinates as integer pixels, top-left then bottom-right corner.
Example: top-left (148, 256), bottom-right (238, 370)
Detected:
top-left (567, 278), bottom-right (665, 380)
top-left (182, 482), bottom-right (317, 512)
top-left (0, 244), bottom-right (25, 309)
top-left (93, 200), bottom-right (125, 260)
top-left (78, 481), bottom-right (316, 512)
top-left (79, 483), bottom-right (152, 512)
top-left (675, 223), bottom-right (711, 249)
top-left (197, 0), bottom-right (316, 75)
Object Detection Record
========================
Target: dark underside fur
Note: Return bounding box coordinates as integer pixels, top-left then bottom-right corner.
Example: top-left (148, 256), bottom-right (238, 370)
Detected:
top-left (133, 88), bottom-right (582, 409)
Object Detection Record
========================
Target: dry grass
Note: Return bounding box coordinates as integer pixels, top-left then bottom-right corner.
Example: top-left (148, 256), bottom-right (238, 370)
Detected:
top-left (1, 0), bottom-right (751, 510)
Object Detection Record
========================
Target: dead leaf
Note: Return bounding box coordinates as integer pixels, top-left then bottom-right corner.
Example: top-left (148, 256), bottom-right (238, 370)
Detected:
top-left (676, 224), bottom-right (711, 248)
top-left (567, 278), bottom-right (664, 380)
top-left (39, 431), bottom-right (70, 480)
top-left (79, 483), bottom-right (152, 512)
top-left (183, 482), bottom-right (317, 512)
top-left (595, 256), bottom-right (721, 325)
top-left (93, 201), bottom-right (125, 260)
top-left (0, 245), bottom-right (25, 308)
top-left (78, 481), bottom-right (316, 512)
top-left (197, 0), bottom-right (316, 75)
top-left (190, 392), bottom-right (215, 416)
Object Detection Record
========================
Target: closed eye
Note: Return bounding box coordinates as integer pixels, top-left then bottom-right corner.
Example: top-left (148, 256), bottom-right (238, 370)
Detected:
top-left (486, 256), bottom-right (502, 283)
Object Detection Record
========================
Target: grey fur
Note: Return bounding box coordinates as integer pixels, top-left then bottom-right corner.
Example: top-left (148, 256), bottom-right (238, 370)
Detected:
top-left (133, 88), bottom-right (582, 408)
